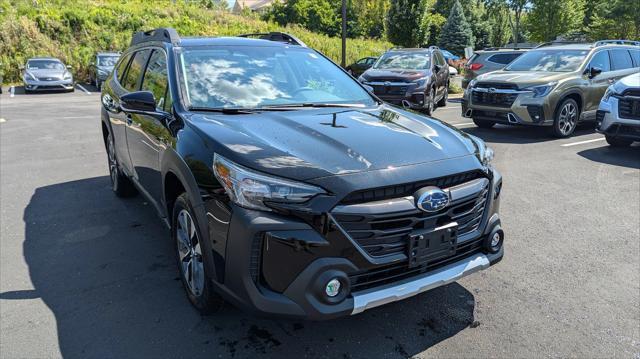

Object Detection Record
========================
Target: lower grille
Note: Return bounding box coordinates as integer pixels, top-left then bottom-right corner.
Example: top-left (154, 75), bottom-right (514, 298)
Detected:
top-left (333, 177), bottom-right (490, 257)
top-left (348, 236), bottom-right (484, 292)
top-left (596, 110), bottom-right (606, 124)
top-left (373, 85), bottom-right (408, 96)
top-left (472, 91), bottom-right (518, 107)
top-left (619, 98), bottom-right (640, 120)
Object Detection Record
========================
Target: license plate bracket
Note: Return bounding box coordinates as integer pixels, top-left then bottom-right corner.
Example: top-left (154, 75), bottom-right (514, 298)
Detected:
top-left (407, 222), bottom-right (458, 268)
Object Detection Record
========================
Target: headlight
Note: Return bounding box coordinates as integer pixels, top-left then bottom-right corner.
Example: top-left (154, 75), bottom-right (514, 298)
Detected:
top-left (603, 86), bottom-right (614, 102)
top-left (24, 72), bottom-right (37, 81)
top-left (468, 79), bottom-right (477, 89)
top-left (468, 135), bottom-right (494, 167)
top-left (357, 75), bottom-right (366, 83)
top-left (413, 79), bottom-right (427, 88)
top-left (63, 72), bottom-right (72, 80)
top-left (524, 81), bottom-right (557, 98)
top-left (213, 154), bottom-right (326, 211)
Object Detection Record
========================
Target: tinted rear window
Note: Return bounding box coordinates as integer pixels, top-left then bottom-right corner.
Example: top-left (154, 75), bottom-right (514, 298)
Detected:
top-left (122, 50), bottom-right (150, 92)
top-left (487, 53), bottom-right (522, 65)
top-left (610, 49), bottom-right (633, 70)
top-left (627, 49), bottom-right (639, 68)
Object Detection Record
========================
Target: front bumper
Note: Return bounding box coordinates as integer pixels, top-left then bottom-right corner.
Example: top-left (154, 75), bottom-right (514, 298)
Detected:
top-left (24, 78), bottom-right (74, 91)
top-left (204, 169), bottom-right (504, 320)
top-left (462, 87), bottom-right (552, 126)
top-left (364, 81), bottom-right (428, 109)
top-left (596, 95), bottom-right (640, 140)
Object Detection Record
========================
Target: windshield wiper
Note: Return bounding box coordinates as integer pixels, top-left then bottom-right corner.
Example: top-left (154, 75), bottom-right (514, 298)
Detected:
top-left (261, 103), bottom-right (366, 109)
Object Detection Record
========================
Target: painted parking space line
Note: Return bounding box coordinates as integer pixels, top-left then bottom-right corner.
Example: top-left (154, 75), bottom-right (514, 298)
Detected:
top-left (560, 137), bottom-right (605, 147)
top-left (76, 84), bottom-right (91, 95)
top-left (0, 118), bottom-right (6, 123)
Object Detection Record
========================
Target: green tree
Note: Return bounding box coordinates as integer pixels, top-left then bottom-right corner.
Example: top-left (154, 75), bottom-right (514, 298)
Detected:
top-left (527, 0), bottom-right (585, 42)
top-left (585, 0), bottom-right (640, 40)
top-left (437, 0), bottom-right (473, 55)
top-left (263, 0), bottom-right (339, 36)
top-left (485, 0), bottom-right (512, 46)
top-left (505, 0), bottom-right (529, 46)
top-left (386, 0), bottom-right (427, 47)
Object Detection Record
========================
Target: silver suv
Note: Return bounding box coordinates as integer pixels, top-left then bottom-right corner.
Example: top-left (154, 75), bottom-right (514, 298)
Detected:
top-left (596, 72), bottom-right (640, 147)
top-left (462, 48), bottom-right (529, 88)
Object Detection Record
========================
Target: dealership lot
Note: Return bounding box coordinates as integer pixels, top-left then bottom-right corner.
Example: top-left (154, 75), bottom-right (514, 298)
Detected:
top-left (0, 89), bottom-right (638, 358)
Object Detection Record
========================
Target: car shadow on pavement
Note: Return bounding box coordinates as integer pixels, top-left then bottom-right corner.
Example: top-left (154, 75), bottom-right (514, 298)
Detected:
top-left (462, 124), bottom-right (596, 144)
top-left (13, 176), bottom-right (478, 358)
top-left (577, 144), bottom-right (640, 169)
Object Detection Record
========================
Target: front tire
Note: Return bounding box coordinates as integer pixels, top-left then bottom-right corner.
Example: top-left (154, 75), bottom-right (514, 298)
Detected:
top-left (423, 87), bottom-right (435, 115)
top-left (605, 135), bottom-right (633, 147)
top-left (473, 118), bottom-right (496, 129)
top-left (106, 133), bottom-right (137, 197)
top-left (172, 193), bottom-right (224, 314)
top-left (551, 98), bottom-right (579, 138)
top-left (437, 85), bottom-right (448, 107)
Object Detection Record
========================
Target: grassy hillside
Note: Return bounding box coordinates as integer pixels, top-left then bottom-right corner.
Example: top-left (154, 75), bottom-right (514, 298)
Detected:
top-left (0, 0), bottom-right (391, 83)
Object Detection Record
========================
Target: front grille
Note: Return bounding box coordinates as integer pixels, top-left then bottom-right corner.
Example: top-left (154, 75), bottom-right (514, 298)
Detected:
top-left (333, 178), bottom-right (489, 257)
top-left (622, 89), bottom-right (640, 97)
top-left (619, 97), bottom-right (640, 120)
top-left (472, 91), bottom-right (518, 107)
top-left (37, 77), bottom-right (61, 81)
top-left (475, 82), bottom-right (518, 90)
top-left (373, 85), bottom-right (408, 96)
top-left (348, 236), bottom-right (484, 292)
top-left (341, 171), bottom-right (483, 205)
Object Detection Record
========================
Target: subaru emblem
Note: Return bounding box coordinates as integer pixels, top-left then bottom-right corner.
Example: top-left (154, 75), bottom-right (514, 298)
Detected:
top-left (488, 87), bottom-right (496, 93)
top-left (414, 187), bottom-right (450, 213)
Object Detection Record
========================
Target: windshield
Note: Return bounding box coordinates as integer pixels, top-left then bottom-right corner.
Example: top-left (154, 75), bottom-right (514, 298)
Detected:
top-left (26, 60), bottom-right (65, 70)
top-left (373, 52), bottom-right (430, 70)
top-left (98, 55), bottom-right (120, 67)
top-left (505, 50), bottom-right (588, 72)
top-left (178, 46), bottom-right (375, 109)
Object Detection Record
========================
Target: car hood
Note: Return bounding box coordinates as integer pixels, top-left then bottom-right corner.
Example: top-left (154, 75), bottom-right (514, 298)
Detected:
top-left (477, 70), bottom-right (570, 87)
top-left (24, 69), bottom-right (68, 79)
top-left (618, 72), bottom-right (640, 88)
top-left (361, 69), bottom-right (427, 82)
top-left (190, 105), bottom-right (480, 181)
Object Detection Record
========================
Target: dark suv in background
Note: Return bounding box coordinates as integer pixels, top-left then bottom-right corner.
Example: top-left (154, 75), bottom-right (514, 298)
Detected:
top-left (462, 48), bottom-right (530, 89)
top-left (358, 47), bottom-right (450, 115)
top-left (100, 28), bottom-right (503, 320)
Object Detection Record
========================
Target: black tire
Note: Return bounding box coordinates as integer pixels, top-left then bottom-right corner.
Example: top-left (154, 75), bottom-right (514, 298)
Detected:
top-left (172, 193), bottom-right (224, 314)
top-left (106, 132), bottom-right (137, 197)
top-left (605, 135), bottom-right (633, 147)
top-left (423, 87), bottom-right (435, 116)
top-left (437, 85), bottom-right (448, 107)
top-left (473, 118), bottom-right (496, 129)
top-left (550, 98), bottom-right (580, 138)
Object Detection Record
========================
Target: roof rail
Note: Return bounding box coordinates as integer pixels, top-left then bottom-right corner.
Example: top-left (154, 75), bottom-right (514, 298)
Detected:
top-left (482, 46), bottom-right (534, 51)
top-left (594, 40), bottom-right (640, 47)
top-left (238, 32), bottom-right (307, 47)
top-left (131, 28), bottom-right (180, 47)
top-left (535, 40), bottom-right (589, 48)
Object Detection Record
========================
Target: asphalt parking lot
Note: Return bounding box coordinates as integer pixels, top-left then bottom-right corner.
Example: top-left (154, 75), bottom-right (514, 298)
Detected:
top-left (1, 87), bottom-right (638, 358)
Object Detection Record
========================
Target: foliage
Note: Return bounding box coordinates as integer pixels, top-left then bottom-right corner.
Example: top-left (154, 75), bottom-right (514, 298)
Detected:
top-left (526, 0), bottom-right (585, 42)
top-left (583, 0), bottom-right (640, 41)
top-left (0, 0), bottom-right (391, 83)
top-left (437, 0), bottom-right (473, 55)
top-left (386, 0), bottom-right (427, 47)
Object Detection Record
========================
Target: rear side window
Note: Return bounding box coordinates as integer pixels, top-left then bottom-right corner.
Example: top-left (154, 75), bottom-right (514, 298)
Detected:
top-left (141, 49), bottom-right (170, 111)
top-left (122, 49), bottom-right (151, 92)
top-left (487, 53), bottom-right (522, 65)
top-left (629, 49), bottom-right (640, 67)
top-left (588, 51), bottom-right (610, 72)
top-left (610, 49), bottom-right (633, 70)
top-left (115, 54), bottom-right (132, 83)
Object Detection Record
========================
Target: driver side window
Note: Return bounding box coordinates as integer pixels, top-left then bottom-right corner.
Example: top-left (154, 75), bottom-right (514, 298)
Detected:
top-left (587, 51), bottom-right (610, 72)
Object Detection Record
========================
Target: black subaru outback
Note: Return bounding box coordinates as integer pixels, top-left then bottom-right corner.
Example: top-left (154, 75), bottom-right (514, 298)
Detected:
top-left (100, 28), bottom-right (504, 320)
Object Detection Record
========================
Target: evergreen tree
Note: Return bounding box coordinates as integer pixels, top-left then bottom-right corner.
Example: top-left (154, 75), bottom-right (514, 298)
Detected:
top-left (437, 0), bottom-right (473, 55)
top-left (386, 0), bottom-right (427, 47)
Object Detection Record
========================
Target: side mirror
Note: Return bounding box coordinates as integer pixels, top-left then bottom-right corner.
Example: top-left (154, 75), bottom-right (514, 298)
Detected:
top-left (120, 91), bottom-right (157, 113)
top-left (589, 66), bottom-right (602, 78)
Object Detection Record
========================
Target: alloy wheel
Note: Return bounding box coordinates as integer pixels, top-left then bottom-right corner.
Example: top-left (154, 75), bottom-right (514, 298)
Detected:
top-left (558, 102), bottom-right (577, 136)
top-left (176, 209), bottom-right (205, 297)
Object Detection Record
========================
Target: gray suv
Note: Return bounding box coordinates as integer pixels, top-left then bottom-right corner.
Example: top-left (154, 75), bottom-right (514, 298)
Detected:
top-left (462, 48), bottom-right (529, 89)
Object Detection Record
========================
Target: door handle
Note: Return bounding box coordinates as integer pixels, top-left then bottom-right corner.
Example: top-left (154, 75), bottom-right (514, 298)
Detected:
top-left (126, 114), bottom-right (133, 126)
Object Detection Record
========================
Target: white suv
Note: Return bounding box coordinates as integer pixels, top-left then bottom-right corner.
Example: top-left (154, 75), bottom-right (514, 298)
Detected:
top-left (597, 72), bottom-right (640, 147)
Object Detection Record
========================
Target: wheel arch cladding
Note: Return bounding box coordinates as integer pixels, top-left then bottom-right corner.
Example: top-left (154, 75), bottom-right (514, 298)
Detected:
top-left (557, 92), bottom-right (583, 115)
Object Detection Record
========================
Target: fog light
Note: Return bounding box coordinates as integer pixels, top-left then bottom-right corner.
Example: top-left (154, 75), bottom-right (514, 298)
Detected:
top-left (487, 227), bottom-right (504, 253)
top-left (325, 278), bottom-right (341, 297)
top-left (491, 232), bottom-right (501, 247)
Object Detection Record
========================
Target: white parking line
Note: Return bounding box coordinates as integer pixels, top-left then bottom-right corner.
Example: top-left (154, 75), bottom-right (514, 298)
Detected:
top-left (76, 84), bottom-right (91, 95)
top-left (561, 137), bottom-right (606, 147)
top-left (0, 118), bottom-right (6, 123)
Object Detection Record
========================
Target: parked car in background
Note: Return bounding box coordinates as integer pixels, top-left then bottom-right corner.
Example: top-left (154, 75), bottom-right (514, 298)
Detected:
top-left (462, 41), bottom-right (640, 137)
top-left (345, 56), bottom-right (376, 77)
top-left (89, 52), bottom-right (120, 89)
top-left (358, 47), bottom-right (450, 115)
top-left (101, 28), bottom-right (503, 320)
top-left (21, 57), bottom-right (74, 93)
top-left (596, 72), bottom-right (640, 147)
top-left (462, 48), bottom-right (529, 88)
